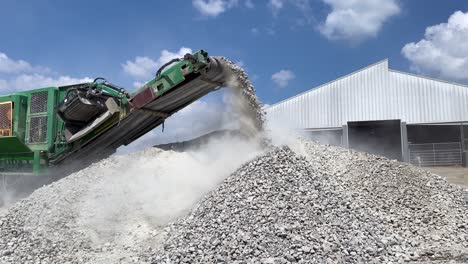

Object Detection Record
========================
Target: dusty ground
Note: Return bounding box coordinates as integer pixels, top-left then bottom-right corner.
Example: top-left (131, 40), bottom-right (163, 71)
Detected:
top-left (426, 166), bottom-right (468, 187)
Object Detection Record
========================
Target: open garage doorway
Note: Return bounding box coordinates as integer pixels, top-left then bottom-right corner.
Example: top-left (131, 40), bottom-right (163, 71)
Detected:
top-left (347, 120), bottom-right (402, 161)
top-left (303, 129), bottom-right (343, 147)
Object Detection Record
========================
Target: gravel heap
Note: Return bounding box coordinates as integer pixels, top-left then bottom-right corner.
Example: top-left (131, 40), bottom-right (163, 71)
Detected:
top-left (0, 134), bottom-right (263, 264)
top-left (1, 140), bottom-right (467, 263)
top-left (148, 142), bottom-right (468, 263)
top-left (216, 56), bottom-right (266, 135)
top-left (0, 153), bottom-right (164, 264)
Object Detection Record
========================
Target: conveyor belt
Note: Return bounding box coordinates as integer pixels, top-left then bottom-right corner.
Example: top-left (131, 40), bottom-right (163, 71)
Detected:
top-left (55, 57), bottom-right (226, 169)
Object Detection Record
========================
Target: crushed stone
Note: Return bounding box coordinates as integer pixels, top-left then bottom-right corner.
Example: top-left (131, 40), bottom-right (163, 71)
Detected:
top-left (148, 142), bottom-right (468, 263)
top-left (1, 140), bottom-right (468, 263)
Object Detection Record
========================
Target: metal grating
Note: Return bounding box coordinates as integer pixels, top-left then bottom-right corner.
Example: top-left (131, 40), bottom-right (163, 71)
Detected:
top-left (409, 142), bottom-right (462, 166)
top-left (30, 92), bottom-right (48, 113)
top-left (0, 102), bottom-right (12, 136)
top-left (29, 116), bottom-right (47, 143)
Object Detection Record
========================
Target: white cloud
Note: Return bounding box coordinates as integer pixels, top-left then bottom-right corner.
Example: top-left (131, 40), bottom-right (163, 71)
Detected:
top-left (0, 52), bottom-right (49, 74)
top-left (132, 81), bottom-right (146, 89)
top-left (122, 47), bottom-right (192, 81)
top-left (319, 0), bottom-right (400, 42)
top-left (245, 0), bottom-right (254, 8)
top-left (0, 52), bottom-right (33, 74)
top-left (268, 0), bottom-right (313, 18)
top-left (266, 27), bottom-right (276, 35)
top-left (192, 0), bottom-right (239, 17)
top-left (269, 0), bottom-right (285, 14)
top-left (0, 52), bottom-right (91, 93)
top-left (6, 74), bottom-right (92, 91)
top-left (121, 57), bottom-right (158, 80)
top-left (0, 79), bottom-right (9, 91)
top-left (402, 11), bottom-right (468, 81)
top-left (159, 47), bottom-right (193, 67)
top-left (272, 69), bottom-right (295, 88)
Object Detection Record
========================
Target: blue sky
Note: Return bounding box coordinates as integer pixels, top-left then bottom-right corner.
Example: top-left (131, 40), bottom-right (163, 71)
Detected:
top-left (1, 0), bottom-right (468, 147)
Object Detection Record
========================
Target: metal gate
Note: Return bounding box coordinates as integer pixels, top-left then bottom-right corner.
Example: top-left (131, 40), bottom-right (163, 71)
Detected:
top-left (408, 142), bottom-right (462, 166)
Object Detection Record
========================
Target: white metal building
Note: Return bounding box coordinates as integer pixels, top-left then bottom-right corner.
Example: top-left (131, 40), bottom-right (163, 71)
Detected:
top-left (265, 60), bottom-right (468, 166)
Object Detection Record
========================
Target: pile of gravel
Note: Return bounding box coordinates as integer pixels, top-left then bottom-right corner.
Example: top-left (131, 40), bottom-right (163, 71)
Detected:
top-left (0, 134), bottom-right (263, 264)
top-left (0, 153), bottom-right (165, 264)
top-left (1, 140), bottom-right (467, 263)
top-left (147, 142), bottom-right (468, 263)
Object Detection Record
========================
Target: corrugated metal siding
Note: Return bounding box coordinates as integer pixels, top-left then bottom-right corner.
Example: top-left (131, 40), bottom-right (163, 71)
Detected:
top-left (265, 60), bottom-right (468, 128)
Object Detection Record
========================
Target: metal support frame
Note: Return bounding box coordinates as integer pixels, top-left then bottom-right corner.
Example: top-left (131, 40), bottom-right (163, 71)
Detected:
top-left (342, 124), bottom-right (349, 148)
top-left (33, 151), bottom-right (40, 174)
top-left (401, 122), bottom-right (408, 162)
top-left (461, 123), bottom-right (466, 167)
top-left (460, 124), bottom-right (465, 150)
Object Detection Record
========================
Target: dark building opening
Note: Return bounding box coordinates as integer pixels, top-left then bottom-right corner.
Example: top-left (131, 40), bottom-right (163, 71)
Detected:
top-left (304, 129), bottom-right (342, 147)
top-left (407, 125), bottom-right (460, 144)
top-left (348, 120), bottom-right (402, 161)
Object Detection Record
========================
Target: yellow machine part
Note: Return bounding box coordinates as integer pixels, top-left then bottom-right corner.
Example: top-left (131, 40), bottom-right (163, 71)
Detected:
top-left (0, 101), bottom-right (12, 137)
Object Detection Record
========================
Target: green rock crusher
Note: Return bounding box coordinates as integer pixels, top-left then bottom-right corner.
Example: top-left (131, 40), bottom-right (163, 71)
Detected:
top-left (0, 51), bottom-right (227, 178)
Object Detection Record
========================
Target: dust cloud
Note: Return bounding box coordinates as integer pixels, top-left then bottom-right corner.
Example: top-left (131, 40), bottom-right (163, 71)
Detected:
top-left (78, 133), bottom-right (263, 244)
top-left (71, 61), bottom-right (268, 256)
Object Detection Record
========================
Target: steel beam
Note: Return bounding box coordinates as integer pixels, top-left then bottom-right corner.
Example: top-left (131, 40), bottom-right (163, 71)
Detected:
top-left (400, 122), bottom-right (408, 162)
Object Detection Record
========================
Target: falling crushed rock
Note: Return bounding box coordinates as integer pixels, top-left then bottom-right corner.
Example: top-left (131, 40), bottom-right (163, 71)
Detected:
top-left (216, 56), bottom-right (266, 136)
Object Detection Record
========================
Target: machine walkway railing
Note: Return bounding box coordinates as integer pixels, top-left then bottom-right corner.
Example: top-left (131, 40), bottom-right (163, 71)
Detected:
top-left (408, 142), bottom-right (462, 167)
